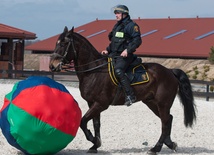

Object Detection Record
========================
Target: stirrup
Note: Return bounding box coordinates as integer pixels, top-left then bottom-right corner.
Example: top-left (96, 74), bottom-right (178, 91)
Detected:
top-left (124, 95), bottom-right (136, 106)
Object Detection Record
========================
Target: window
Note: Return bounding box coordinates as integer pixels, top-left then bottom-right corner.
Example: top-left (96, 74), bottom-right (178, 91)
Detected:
top-left (77, 30), bottom-right (85, 33)
top-left (164, 30), bottom-right (187, 39)
top-left (86, 30), bottom-right (107, 38)
top-left (141, 29), bottom-right (158, 37)
top-left (195, 30), bottom-right (214, 40)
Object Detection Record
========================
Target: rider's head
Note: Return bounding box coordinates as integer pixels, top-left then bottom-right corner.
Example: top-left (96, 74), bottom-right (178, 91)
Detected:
top-left (113, 5), bottom-right (129, 21)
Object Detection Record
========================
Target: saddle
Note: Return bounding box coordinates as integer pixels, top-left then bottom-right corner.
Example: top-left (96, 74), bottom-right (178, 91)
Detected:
top-left (108, 57), bottom-right (149, 86)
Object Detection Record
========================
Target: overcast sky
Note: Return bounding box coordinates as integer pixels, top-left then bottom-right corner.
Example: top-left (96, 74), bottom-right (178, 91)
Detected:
top-left (1, 0), bottom-right (214, 40)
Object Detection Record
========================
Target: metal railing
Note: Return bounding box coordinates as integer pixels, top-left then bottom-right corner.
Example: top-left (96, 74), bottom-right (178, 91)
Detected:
top-left (0, 69), bottom-right (77, 81)
top-left (1, 69), bottom-right (214, 101)
top-left (190, 80), bottom-right (214, 101)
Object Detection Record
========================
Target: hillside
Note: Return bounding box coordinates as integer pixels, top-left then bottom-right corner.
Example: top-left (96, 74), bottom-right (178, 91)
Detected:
top-left (143, 57), bottom-right (214, 81)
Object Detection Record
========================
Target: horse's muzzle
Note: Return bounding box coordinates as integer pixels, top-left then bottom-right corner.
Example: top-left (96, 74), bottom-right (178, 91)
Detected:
top-left (49, 63), bottom-right (62, 72)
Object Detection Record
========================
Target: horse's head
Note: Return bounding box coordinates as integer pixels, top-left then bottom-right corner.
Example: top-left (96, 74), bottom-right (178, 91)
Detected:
top-left (49, 26), bottom-right (76, 72)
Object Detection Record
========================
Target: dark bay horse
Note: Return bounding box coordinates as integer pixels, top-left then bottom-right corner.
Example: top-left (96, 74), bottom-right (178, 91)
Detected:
top-left (49, 27), bottom-right (196, 155)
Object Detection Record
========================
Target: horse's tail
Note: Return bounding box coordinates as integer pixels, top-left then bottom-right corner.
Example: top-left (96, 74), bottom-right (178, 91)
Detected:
top-left (171, 69), bottom-right (196, 128)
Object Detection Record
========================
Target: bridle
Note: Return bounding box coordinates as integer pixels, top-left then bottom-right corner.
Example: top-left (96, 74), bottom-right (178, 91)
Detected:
top-left (60, 37), bottom-right (76, 64)
top-left (56, 35), bottom-right (109, 73)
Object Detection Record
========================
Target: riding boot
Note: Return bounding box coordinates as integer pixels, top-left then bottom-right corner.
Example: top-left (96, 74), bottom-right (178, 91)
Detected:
top-left (115, 69), bottom-right (136, 106)
top-left (119, 75), bottom-right (136, 106)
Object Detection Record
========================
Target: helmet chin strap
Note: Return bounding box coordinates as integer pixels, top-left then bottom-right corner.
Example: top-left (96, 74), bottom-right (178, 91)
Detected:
top-left (121, 13), bottom-right (127, 20)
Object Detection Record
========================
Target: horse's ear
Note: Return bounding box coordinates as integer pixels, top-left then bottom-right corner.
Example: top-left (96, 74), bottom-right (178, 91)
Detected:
top-left (67, 26), bottom-right (74, 36)
top-left (71, 26), bottom-right (74, 32)
top-left (64, 26), bottom-right (68, 33)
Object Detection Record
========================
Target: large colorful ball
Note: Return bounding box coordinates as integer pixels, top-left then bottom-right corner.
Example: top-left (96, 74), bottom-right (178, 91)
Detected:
top-left (0, 76), bottom-right (82, 155)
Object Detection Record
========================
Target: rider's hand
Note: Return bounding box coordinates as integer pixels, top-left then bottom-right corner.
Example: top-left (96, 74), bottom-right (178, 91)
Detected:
top-left (101, 50), bottom-right (108, 55)
top-left (121, 49), bottom-right (128, 57)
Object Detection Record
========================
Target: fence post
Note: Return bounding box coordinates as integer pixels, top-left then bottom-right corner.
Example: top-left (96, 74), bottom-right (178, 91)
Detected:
top-left (51, 72), bottom-right (54, 80)
top-left (2, 70), bottom-right (7, 79)
top-left (206, 84), bottom-right (209, 101)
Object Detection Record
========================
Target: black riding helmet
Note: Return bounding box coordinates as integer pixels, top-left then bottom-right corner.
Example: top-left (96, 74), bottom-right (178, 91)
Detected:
top-left (113, 5), bottom-right (129, 15)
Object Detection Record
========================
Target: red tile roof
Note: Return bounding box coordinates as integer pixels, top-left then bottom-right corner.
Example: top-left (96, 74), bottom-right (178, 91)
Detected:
top-left (25, 17), bottom-right (214, 58)
top-left (0, 23), bottom-right (36, 39)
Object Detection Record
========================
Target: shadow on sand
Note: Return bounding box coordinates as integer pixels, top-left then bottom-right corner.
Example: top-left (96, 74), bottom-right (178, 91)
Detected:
top-left (16, 146), bottom-right (214, 155)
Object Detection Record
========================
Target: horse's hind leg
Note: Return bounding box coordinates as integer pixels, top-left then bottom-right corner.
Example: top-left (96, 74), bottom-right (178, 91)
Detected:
top-left (163, 114), bottom-right (177, 151)
top-left (148, 114), bottom-right (176, 155)
top-left (145, 103), bottom-right (176, 155)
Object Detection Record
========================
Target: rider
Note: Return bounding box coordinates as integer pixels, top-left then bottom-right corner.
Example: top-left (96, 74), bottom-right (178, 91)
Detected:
top-left (101, 5), bottom-right (142, 106)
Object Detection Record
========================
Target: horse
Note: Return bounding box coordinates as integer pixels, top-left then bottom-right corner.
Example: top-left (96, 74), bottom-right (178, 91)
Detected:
top-left (49, 26), bottom-right (196, 155)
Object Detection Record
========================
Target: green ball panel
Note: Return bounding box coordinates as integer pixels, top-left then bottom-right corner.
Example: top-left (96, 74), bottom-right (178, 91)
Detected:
top-left (8, 104), bottom-right (74, 155)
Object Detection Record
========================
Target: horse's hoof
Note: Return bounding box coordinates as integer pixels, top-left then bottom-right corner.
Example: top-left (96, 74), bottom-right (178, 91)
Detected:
top-left (147, 150), bottom-right (157, 155)
top-left (94, 136), bottom-right (101, 148)
top-left (171, 142), bottom-right (178, 152)
top-left (87, 148), bottom-right (98, 153)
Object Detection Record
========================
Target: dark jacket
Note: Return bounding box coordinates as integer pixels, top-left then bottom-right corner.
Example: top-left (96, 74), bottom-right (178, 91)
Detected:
top-left (107, 15), bottom-right (142, 54)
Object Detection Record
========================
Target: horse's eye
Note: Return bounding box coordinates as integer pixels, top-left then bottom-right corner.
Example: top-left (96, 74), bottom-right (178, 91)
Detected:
top-left (57, 40), bottom-right (66, 47)
top-left (60, 42), bottom-right (66, 47)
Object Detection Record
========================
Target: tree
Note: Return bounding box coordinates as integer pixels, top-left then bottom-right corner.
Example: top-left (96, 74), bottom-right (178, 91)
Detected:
top-left (208, 46), bottom-right (214, 64)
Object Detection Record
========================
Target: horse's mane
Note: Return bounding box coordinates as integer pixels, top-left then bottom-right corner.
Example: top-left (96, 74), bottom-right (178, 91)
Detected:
top-left (73, 32), bottom-right (101, 57)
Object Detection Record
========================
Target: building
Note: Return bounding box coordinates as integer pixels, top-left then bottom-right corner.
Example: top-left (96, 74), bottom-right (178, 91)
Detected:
top-left (0, 23), bottom-right (36, 77)
top-left (26, 17), bottom-right (214, 59)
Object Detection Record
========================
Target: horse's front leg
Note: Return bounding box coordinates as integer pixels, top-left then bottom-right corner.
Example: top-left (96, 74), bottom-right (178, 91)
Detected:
top-left (80, 102), bottom-right (106, 153)
top-left (87, 116), bottom-right (102, 153)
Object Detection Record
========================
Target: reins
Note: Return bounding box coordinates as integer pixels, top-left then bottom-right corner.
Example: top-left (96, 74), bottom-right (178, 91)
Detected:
top-left (65, 63), bottom-right (109, 73)
top-left (64, 57), bottom-right (109, 73)
top-left (62, 36), bottom-right (111, 73)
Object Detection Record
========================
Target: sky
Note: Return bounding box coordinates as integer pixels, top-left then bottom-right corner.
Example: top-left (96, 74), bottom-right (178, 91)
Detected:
top-left (1, 0), bottom-right (214, 40)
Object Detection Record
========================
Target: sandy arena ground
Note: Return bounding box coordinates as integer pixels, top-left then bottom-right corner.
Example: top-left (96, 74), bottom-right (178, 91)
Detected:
top-left (0, 79), bottom-right (214, 155)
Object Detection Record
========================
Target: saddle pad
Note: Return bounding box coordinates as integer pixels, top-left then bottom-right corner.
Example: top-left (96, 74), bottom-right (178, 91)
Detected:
top-left (108, 58), bottom-right (149, 86)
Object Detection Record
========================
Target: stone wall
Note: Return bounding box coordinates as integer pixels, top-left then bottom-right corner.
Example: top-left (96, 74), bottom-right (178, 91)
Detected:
top-left (24, 54), bottom-right (51, 71)
top-left (23, 54), bottom-right (214, 81)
